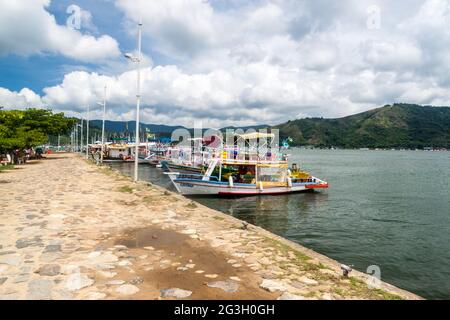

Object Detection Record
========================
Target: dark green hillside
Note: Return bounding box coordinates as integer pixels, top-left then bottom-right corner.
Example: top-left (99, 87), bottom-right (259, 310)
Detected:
top-left (274, 104), bottom-right (450, 148)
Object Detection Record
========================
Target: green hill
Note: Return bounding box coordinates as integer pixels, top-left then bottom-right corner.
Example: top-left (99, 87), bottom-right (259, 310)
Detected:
top-left (274, 104), bottom-right (450, 148)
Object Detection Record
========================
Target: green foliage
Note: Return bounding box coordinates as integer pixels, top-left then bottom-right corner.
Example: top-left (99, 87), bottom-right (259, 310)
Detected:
top-left (0, 164), bottom-right (14, 172)
top-left (0, 108), bottom-right (76, 152)
top-left (118, 185), bottom-right (133, 193)
top-left (275, 104), bottom-right (450, 148)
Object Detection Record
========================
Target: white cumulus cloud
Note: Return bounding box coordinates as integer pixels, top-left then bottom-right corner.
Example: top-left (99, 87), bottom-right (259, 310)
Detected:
top-left (0, 0), bottom-right (121, 62)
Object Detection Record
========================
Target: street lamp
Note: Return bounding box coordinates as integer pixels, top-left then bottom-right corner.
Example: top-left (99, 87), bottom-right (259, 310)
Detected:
top-left (75, 121), bottom-right (78, 152)
top-left (124, 19), bottom-right (142, 182)
top-left (86, 104), bottom-right (90, 159)
top-left (80, 117), bottom-right (84, 154)
top-left (97, 85), bottom-right (107, 165)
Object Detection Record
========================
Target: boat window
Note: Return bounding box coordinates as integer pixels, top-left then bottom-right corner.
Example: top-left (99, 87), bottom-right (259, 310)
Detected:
top-left (257, 166), bottom-right (287, 184)
top-left (221, 165), bottom-right (256, 184)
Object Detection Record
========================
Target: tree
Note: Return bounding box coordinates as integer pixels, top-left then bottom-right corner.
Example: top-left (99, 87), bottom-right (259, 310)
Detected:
top-left (0, 108), bottom-right (77, 154)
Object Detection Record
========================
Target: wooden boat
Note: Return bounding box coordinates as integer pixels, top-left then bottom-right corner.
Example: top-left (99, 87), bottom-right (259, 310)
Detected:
top-left (145, 144), bottom-right (169, 166)
top-left (165, 157), bottom-right (328, 196)
top-left (165, 131), bottom-right (328, 196)
top-left (161, 160), bottom-right (204, 173)
top-left (105, 143), bottom-right (148, 163)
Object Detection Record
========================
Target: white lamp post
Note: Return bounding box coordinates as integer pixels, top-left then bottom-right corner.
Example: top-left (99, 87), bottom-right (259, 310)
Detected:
top-left (75, 122), bottom-right (78, 152)
top-left (97, 85), bottom-right (107, 164)
top-left (86, 104), bottom-right (90, 159)
top-left (124, 19), bottom-right (143, 182)
top-left (80, 117), bottom-right (84, 154)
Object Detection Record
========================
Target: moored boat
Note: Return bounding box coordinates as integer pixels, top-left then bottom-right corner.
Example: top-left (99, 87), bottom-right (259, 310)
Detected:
top-left (165, 157), bottom-right (328, 196)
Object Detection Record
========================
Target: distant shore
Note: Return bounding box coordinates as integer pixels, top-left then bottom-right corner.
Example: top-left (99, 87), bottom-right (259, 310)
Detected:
top-left (0, 154), bottom-right (421, 300)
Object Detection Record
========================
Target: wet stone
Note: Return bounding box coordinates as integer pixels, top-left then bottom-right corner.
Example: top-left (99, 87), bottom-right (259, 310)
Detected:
top-left (207, 280), bottom-right (239, 293)
top-left (160, 288), bottom-right (192, 299)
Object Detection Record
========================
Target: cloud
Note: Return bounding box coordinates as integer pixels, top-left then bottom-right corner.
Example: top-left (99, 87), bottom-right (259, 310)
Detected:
top-left (116, 0), bottom-right (217, 58)
top-left (0, 0), bottom-right (121, 62)
top-left (2, 0), bottom-right (450, 127)
top-left (0, 88), bottom-right (44, 109)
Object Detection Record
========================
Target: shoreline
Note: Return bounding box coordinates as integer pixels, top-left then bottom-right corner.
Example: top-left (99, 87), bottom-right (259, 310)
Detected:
top-left (0, 154), bottom-right (421, 300)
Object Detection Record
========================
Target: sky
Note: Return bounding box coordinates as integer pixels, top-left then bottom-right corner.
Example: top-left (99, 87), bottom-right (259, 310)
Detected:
top-left (0, 0), bottom-right (449, 127)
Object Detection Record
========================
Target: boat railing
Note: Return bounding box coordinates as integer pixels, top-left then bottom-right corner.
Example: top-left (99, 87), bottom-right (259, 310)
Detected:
top-left (220, 151), bottom-right (287, 162)
top-left (222, 158), bottom-right (288, 166)
top-left (168, 172), bottom-right (220, 182)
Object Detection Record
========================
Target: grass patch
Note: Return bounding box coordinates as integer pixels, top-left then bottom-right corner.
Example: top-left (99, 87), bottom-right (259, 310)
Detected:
top-left (143, 195), bottom-right (155, 203)
top-left (213, 216), bottom-right (225, 221)
top-left (333, 287), bottom-right (345, 297)
top-left (262, 237), bottom-right (403, 300)
top-left (264, 237), bottom-right (311, 263)
top-left (304, 291), bottom-right (317, 298)
top-left (185, 201), bottom-right (198, 209)
top-left (0, 165), bottom-right (14, 172)
top-left (118, 186), bottom-right (133, 193)
top-left (346, 277), bottom-right (403, 300)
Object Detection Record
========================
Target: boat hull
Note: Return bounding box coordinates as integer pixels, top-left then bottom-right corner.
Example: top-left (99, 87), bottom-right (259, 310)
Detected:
top-left (169, 178), bottom-right (327, 196)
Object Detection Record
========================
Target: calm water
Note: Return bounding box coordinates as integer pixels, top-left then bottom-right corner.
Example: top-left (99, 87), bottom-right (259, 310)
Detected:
top-left (110, 149), bottom-right (450, 299)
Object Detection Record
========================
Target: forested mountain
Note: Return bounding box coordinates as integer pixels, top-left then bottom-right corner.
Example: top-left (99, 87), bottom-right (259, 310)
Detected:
top-left (274, 104), bottom-right (450, 148)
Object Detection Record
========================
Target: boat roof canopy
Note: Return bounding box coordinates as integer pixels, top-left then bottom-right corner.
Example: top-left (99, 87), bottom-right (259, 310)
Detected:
top-left (235, 132), bottom-right (275, 140)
